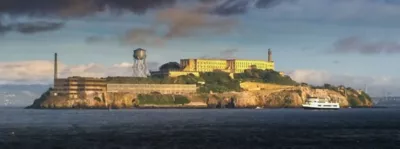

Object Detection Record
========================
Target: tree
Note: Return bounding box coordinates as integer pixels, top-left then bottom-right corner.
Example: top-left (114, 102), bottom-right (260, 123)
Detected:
top-left (159, 62), bottom-right (181, 71)
top-left (235, 69), bottom-right (298, 86)
top-left (199, 71), bottom-right (240, 93)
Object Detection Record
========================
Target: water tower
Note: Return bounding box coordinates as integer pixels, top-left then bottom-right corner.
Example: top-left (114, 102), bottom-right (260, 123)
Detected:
top-left (132, 48), bottom-right (150, 77)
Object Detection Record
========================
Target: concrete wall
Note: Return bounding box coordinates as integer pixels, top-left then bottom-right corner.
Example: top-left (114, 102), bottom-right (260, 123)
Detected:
top-left (106, 84), bottom-right (197, 94)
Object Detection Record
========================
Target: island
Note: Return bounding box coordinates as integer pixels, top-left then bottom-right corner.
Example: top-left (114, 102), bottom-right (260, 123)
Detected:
top-left (26, 69), bottom-right (373, 109)
top-left (26, 49), bottom-right (373, 109)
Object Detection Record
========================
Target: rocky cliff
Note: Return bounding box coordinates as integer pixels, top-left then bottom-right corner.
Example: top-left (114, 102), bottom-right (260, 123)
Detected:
top-left (27, 83), bottom-right (373, 109)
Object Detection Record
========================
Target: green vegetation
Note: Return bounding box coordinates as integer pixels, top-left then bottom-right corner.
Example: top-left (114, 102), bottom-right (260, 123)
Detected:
top-left (235, 69), bottom-right (298, 85)
top-left (137, 94), bottom-right (190, 105)
top-left (348, 95), bottom-right (361, 107)
top-left (93, 97), bottom-right (102, 102)
top-left (311, 83), bottom-right (372, 107)
top-left (312, 83), bottom-right (343, 94)
top-left (174, 95), bottom-right (191, 105)
top-left (198, 71), bottom-right (241, 93)
top-left (159, 62), bottom-right (181, 71)
top-left (358, 91), bottom-right (372, 104)
top-left (26, 88), bottom-right (51, 109)
top-left (109, 66), bottom-right (298, 93)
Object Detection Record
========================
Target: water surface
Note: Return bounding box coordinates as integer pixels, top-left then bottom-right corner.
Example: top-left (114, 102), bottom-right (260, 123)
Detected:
top-left (0, 108), bottom-right (399, 148)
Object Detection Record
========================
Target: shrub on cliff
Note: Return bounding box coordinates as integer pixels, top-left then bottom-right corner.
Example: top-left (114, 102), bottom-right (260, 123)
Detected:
top-left (358, 91), bottom-right (372, 104)
top-left (137, 94), bottom-right (191, 105)
top-left (174, 95), bottom-right (190, 105)
top-left (361, 91), bottom-right (372, 102)
top-left (138, 94), bottom-right (174, 105)
top-left (348, 95), bottom-right (362, 107)
top-left (235, 69), bottom-right (298, 86)
top-left (26, 88), bottom-right (51, 109)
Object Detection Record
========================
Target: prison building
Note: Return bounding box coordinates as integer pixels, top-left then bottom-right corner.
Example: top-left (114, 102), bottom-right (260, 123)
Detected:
top-left (52, 76), bottom-right (106, 98)
top-left (106, 84), bottom-right (197, 94)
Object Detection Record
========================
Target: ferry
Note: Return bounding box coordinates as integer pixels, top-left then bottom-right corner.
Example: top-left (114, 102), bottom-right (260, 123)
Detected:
top-left (302, 97), bottom-right (340, 110)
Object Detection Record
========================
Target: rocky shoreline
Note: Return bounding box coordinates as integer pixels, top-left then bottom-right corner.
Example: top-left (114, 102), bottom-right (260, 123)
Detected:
top-left (27, 83), bottom-right (374, 109)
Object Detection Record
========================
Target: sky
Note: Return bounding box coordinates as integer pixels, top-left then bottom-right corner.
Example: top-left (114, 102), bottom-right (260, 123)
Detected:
top-left (1, 0), bottom-right (400, 96)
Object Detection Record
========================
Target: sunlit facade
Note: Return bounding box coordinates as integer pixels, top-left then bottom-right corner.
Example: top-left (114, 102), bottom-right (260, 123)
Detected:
top-left (52, 77), bottom-right (106, 99)
top-left (180, 59), bottom-right (274, 73)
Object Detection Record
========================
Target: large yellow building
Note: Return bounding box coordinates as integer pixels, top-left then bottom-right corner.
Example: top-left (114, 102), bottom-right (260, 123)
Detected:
top-left (180, 49), bottom-right (274, 73)
top-left (180, 59), bottom-right (274, 73)
top-left (152, 49), bottom-right (276, 78)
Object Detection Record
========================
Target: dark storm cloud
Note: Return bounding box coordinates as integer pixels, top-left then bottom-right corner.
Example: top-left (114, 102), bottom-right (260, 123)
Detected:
top-left (1, 0), bottom-right (286, 35)
top-left (0, 0), bottom-right (288, 18)
top-left (0, 21), bottom-right (12, 34)
top-left (204, 0), bottom-right (294, 15)
top-left (0, 0), bottom-right (177, 34)
top-left (0, 0), bottom-right (177, 17)
top-left (85, 36), bottom-right (105, 43)
top-left (14, 22), bottom-right (64, 34)
top-left (0, 21), bottom-right (64, 35)
top-left (91, 6), bottom-right (237, 45)
top-left (332, 36), bottom-right (400, 54)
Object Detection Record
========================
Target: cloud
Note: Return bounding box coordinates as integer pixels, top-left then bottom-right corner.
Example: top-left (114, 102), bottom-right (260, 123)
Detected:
top-left (156, 6), bottom-right (236, 38)
top-left (3, 0), bottom-right (400, 26)
top-left (332, 36), bottom-right (400, 54)
top-left (122, 28), bottom-right (164, 45)
top-left (1, 60), bottom-right (399, 96)
top-left (14, 21), bottom-right (64, 34)
top-left (0, 21), bottom-right (12, 34)
top-left (89, 5), bottom-right (237, 45)
top-left (219, 48), bottom-right (238, 58)
top-left (0, 0), bottom-right (289, 18)
top-left (332, 60), bottom-right (340, 64)
top-left (200, 48), bottom-right (239, 59)
top-left (258, 0), bottom-right (400, 24)
top-left (0, 0), bottom-right (180, 35)
top-left (0, 0), bottom-right (285, 36)
top-left (287, 69), bottom-right (400, 96)
top-left (0, 0), bottom-right (177, 18)
top-left (206, 0), bottom-right (288, 15)
top-left (0, 60), bottom-right (160, 84)
top-left (85, 36), bottom-right (105, 43)
top-left (0, 21), bottom-right (65, 35)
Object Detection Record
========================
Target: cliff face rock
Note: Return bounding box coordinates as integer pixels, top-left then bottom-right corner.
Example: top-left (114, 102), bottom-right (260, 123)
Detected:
top-left (208, 85), bottom-right (372, 108)
top-left (27, 83), bottom-right (373, 109)
top-left (28, 92), bottom-right (135, 109)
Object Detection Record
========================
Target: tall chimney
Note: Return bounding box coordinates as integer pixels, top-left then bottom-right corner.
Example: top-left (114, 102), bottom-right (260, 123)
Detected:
top-left (268, 49), bottom-right (272, 62)
top-left (54, 53), bottom-right (58, 86)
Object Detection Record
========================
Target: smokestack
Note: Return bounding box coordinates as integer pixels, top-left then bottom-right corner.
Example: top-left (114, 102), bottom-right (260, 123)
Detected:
top-left (268, 49), bottom-right (272, 62)
top-left (54, 53), bottom-right (58, 86)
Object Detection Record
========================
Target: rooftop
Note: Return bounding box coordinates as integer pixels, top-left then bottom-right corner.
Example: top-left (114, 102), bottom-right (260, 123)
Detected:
top-left (181, 58), bottom-right (274, 62)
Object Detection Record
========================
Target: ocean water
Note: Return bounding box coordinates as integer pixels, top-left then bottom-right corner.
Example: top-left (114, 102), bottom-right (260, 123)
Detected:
top-left (0, 108), bottom-right (400, 149)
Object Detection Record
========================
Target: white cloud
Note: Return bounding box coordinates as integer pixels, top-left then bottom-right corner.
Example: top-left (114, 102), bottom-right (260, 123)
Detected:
top-left (1, 60), bottom-right (398, 96)
top-left (0, 60), bottom-right (160, 85)
top-left (287, 69), bottom-right (400, 96)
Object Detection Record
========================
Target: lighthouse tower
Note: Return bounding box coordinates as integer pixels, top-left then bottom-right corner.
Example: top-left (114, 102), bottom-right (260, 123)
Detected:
top-left (268, 48), bottom-right (272, 62)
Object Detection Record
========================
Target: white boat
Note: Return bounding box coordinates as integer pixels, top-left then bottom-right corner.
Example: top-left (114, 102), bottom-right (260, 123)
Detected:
top-left (302, 97), bottom-right (340, 110)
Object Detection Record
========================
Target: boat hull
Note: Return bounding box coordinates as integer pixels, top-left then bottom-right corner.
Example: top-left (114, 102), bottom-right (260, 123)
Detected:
top-left (303, 106), bottom-right (339, 110)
